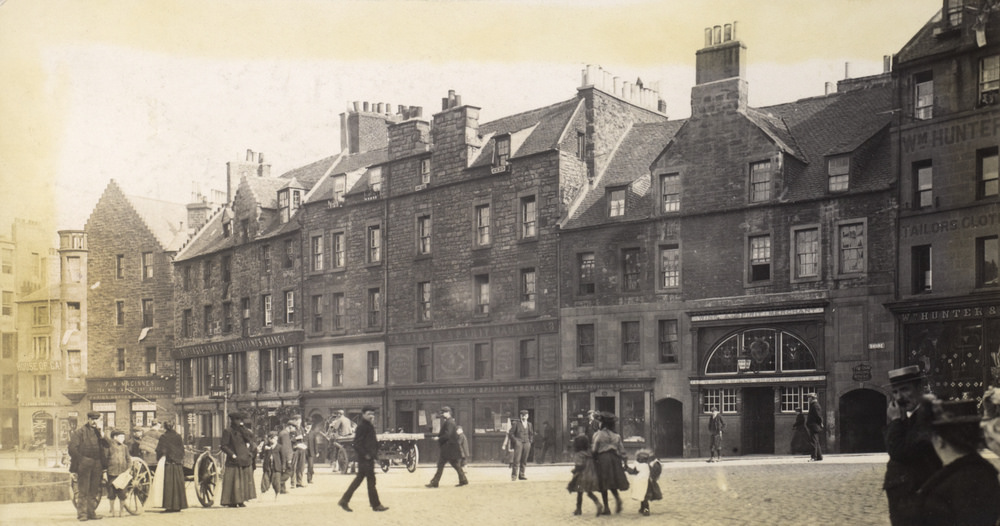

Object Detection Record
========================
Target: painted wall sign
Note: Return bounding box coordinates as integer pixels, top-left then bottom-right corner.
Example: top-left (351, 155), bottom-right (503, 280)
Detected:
top-left (900, 210), bottom-right (1000, 239)
top-left (900, 117), bottom-right (1000, 154)
top-left (691, 307), bottom-right (824, 323)
top-left (173, 331), bottom-right (304, 358)
top-left (86, 377), bottom-right (175, 396)
top-left (852, 363), bottom-right (873, 382)
top-left (392, 383), bottom-right (556, 397)
top-left (386, 319), bottom-right (557, 346)
top-left (898, 305), bottom-right (1000, 322)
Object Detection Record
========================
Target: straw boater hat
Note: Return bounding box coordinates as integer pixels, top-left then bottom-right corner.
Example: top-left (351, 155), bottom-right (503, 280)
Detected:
top-left (887, 365), bottom-right (926, 386)
top-left (931, 399), bottom-right (982, 427)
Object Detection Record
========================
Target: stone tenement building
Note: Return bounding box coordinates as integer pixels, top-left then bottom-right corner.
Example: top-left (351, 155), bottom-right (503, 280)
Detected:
top-left (888, 1), bottom-right (1000, 403)
top-left (84, 181), bottom-right (191, 434)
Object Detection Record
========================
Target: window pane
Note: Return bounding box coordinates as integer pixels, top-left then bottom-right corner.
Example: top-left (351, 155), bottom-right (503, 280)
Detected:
top-left (661, 174), bottom-right (679, 212)
top-left (750, 161), bottom-right (771, 202)
top-left (577, 324), bottom-right (595, 366)
top-left (659, 246), bottom-right (679, 288)
top-left (839, 223), bottom-right (866, 274)
top-left (794, 229), bottom-right (819, 278)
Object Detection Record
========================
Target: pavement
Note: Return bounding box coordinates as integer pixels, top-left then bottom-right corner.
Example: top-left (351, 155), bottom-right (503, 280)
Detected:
top-left (0, 453), bottom-right (915, 525)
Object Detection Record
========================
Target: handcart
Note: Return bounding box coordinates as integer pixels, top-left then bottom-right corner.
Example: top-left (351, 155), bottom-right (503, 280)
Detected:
top-left (335, 432), bottom-right (423, 473)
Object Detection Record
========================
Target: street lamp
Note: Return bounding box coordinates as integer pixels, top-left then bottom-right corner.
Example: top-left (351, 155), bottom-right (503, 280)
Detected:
top-left (209, 374), bottom-right (231, 431)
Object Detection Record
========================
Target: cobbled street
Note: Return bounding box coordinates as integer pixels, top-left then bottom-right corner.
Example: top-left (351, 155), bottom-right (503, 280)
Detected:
top-left (0, 453), bottom-right (934, 526)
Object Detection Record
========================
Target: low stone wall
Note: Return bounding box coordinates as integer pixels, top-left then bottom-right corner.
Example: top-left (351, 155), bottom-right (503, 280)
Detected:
top-left (0, 470), bottom-right (72, 504)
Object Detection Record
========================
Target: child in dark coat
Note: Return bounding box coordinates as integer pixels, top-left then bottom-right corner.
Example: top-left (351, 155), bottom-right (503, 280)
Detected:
top-left (567, 434), bottom-right (602, 516)
top-left (631, 449), bottom-right (663, 516)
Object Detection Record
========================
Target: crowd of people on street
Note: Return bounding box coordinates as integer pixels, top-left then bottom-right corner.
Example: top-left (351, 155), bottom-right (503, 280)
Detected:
top-left (64, 367), bottom-right (1000, 524)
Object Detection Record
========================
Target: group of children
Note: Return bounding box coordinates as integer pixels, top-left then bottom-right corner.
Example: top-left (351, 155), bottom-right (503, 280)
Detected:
top-left (567, 434), bottom-right (662, 517)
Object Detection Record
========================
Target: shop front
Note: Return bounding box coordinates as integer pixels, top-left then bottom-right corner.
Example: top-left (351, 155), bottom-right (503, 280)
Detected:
top-left (892, 300), bottom-right (1000, 401)
top-left (389, 382), bottom-right (557, 464)
top-left (84, 376), bottom-right (175, 434)
top-left (561, 379), bottom-right (654, 459)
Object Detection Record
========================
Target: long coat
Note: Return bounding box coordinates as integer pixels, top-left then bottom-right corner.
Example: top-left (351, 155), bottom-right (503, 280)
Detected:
top-left (353, 418), bottom-right (379, 462)
top-left (220, 425), bottom-right (254, 467)
top-left (909, 453), bottom-right (1000, 526)
top-left (883, 403), bottom-right (941, 498)
top-left (438, 417), bottom-right (461, 461)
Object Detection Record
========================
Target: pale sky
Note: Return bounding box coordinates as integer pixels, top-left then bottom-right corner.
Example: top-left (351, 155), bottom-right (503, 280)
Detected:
top-left (0, 0), bottom-right (942, 234)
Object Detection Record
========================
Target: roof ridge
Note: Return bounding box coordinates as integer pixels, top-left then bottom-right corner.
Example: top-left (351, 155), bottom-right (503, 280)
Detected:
top-left (480, 96), bottom-right (578, 129)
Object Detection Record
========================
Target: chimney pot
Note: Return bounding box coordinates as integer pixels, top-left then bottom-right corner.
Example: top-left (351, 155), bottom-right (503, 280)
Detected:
top-left (353, 101), bottom-right (361, 112)
top-left (246, 149), bottom-right (253, 161)
top-left (713, 25), bottom-right (722, 45)
top-left (259, 152), bottom-right (265, 164)
top-left (724, 23), bottom-right (732, 42)
top-left (704, 28), bottom-right (713, 47)
top-left (883, 55), bottom-right (892, 73)
top-left (732, 21), bottom-right (737, 40)
top-left (825, 82), bottom-right (835, 95)
top-left (414, 106), bottom-right (423, 118)
top-left (363, 101), bottom-right (369, 112)
top-left (376, 103), bottom-right (383, 114)
top-left (844, 62), bottom-right (851, 79)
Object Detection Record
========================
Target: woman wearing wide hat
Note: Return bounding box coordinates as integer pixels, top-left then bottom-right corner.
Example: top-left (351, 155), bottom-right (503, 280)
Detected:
top-left (906, 399), bottom-right (1000, 526)
top-left (220, 411), bottom-right (257, 507)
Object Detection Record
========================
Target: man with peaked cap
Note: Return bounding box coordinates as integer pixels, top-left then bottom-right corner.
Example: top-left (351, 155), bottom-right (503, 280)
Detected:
top-left (906, 399), bottom-right (1000, 526)
top-left (508, 409), bottom-right (534, 481)
top-left (425, 406), bottom-right (468, 487)
top-left (883, 365), bottom-right (941, 526)
top-left (69, 411), bottom-right (107, 521)
top-left (337, 406), bottom-right (388, 512)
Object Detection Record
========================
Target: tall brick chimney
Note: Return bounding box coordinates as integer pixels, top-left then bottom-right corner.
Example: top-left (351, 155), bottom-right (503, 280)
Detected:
top-left (431, 90), bottom-right (481, 178)
top-left (186, 199), bottom-right (211, 233)
top-left (691, 22), bottom-right (748, 117)
top-left (225, 149), bottom-right (271, 203)
top-left (339, 101), bottom-right (406, 154)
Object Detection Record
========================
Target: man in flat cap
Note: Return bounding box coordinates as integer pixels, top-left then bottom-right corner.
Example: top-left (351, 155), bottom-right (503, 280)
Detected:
top-left (508, 409), bottom-right (535, 481)
top-left (69, 411), bottom-right (107, 521)
top-left (338, 406), bottom-right (388, 512)
top-left (426, 406), bottom-right (468, 487)
top-left (883, 365), bottom-right (941, 526)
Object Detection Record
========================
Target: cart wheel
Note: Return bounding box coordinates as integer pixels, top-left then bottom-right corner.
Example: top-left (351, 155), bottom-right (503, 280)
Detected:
top-left (122, 458), bottom-right (151, 515)
top-left (405, 444), bottom-right (419, 473)
top-left (337, 449), bottom-right (349, 475)
top-left (194, 450), bottom-right (220, 507)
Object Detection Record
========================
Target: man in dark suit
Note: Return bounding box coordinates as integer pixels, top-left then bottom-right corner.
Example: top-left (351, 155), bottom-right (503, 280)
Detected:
top-left (69, 411), bottom-right (107, 521)
top-left (883, 365), bottom-right (941, 526)
top-left (337, 406), bottom-right (388, 512)
top-left (508, 409), bottom-right (534, 481)
top-left (426, 406), bottom-right (468, 487)
top-left (806, 395), bottom-right (824, 461)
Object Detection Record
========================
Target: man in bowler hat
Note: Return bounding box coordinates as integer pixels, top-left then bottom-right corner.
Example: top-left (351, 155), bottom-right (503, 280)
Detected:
top-left (883, 365), bottom-right (941, 526)
top-left (426, 406), bottom-right (468, 487)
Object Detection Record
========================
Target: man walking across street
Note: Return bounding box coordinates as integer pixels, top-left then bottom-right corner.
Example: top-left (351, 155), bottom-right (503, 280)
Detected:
top-left (338, 406), bottom-right (389, 512)
top-left (883, 365), bottom-right (941, 525)
top-left (707, 407), bottom-right (725, 462)
top-left (536, 421), bottom-right (556, 464)
top-left (69, 412), bottom-right (107, 521)
top-left (806, 395), bottom-right (825, 461)
top-left (508, 409), bottom-right (534, 480)
top-left (426, 406), bottom-right (468, 487)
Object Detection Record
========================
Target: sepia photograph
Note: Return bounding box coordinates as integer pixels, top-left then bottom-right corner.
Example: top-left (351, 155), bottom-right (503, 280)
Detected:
top-left (1, 0), bottom-right (998, 524)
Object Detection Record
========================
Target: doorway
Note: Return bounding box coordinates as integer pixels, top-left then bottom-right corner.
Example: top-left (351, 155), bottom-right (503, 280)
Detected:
top-left (595, 396), bottom-right (615, 415)
top-left (741, 387), bottom-right (774, 454)
top-left (654, 398), bottom-right (683, 458)
top-left (839, 389), bottom-right (887, 453)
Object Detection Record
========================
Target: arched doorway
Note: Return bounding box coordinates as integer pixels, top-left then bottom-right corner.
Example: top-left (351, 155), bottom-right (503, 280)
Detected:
top-left (32, 412), bottom-right (54, 447)
top-left (839, 389), bottom-right (886, 453)
top-left (654, 398), bottom-right (683, 458)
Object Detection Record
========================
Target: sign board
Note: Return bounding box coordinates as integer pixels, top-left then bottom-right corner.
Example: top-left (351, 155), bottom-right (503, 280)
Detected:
top-left (852, 363), bottom-right (873, 382)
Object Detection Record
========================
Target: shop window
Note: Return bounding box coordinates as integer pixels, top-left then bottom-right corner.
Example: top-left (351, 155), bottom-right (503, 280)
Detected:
top-left (475, 400), bottom-right (515, 433)
top-left (705, 328), bottom-right (816, 375)
top-left (779, 386), bottom-right (817, 413)
top-left (702, 388), bottom-right (737, 414)
top-left (912, 245), bottom-right (933, 294)
top-left (620, 391), bottom-right (646, 441)
top-left (577, 324), bottom-right (595, 366)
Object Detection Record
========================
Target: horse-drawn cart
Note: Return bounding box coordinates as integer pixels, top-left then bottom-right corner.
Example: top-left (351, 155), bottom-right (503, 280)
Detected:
top-left (334, 432), bottom-right (424, 473)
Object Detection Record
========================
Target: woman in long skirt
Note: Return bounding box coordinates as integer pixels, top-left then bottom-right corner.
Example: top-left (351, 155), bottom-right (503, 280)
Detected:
top-left (155, 421), bottom-right (188, 513)
top-left (591, 412), bottom-right (629, 515)
top-left (220, 412), bottom-right (257, 507)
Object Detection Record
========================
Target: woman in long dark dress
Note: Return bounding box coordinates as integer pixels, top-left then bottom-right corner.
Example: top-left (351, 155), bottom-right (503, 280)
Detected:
top-left (791, 409), bottom-right (812, 455)
top-left (591, 412), bottom-right (629, 515)
top-left (155, 421), bottom-right (188, 512)
top-left (220, 412), bottom-right (257, 507)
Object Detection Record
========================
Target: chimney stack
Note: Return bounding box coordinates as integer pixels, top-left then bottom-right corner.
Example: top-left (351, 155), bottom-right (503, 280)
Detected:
top-left (692, 22), bottom-right (748, 117)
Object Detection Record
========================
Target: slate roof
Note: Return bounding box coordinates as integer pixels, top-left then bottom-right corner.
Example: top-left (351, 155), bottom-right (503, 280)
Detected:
top-left (471, 98), bottom-right (582, 168)
top-left (335, 149), bottom-right (389, 197)
top-left (103, 186), bottom-right (190, 252)
top-left (278, 154), bottom-right (339, 190)
top-left (563, 120), bottom-right (685, 229)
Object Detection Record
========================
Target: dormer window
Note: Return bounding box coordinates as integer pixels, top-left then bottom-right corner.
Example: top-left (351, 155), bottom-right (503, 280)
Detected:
top-left (222, 221), bottom-right (232, 238)
top-left (278, 188), bottom-right (303, 224)
top-left (608, 187), bottom-right (626, 217)
top-left (331, 175), bottom-right (346, 205)
top-left (494, 135), bottom-right (510, 167)
top-left (946, 0), bottom-right (963, 26)
top-left (980, 55), bottom-right (999, 106)
top-left (827, 156), bottom-right (850, 192)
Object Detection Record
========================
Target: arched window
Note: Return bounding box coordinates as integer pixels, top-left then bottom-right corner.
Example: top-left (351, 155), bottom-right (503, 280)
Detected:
top-left (705, 328), bottom-right (816, 375)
